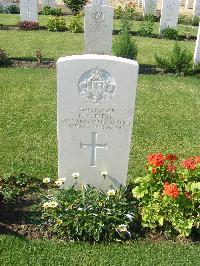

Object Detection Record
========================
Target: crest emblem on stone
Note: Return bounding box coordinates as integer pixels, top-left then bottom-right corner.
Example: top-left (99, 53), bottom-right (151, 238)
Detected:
top-left (78, 67), bottom-right (116, 104)
top-left (93, 11), bottom-right (105, 24)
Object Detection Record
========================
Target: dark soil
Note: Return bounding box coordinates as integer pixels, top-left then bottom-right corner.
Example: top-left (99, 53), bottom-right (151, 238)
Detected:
top-left (2, 59), bottom-right (55, 69)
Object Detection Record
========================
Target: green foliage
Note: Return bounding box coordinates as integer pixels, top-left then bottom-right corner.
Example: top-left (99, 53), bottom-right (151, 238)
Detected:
top-left (139, 18), bottom-right (154, 37)
top-left (47, 17), bottom-right (66, 31)
top-left (41, 185), bottom-right (138, 242)
top-left (0, 3), bottom-right (4, 13)
top-left (42, 6), bottom-right (64, 16)
top-left (18, 21), bottom-right (40, 31)
top-left (132, 153), bottom-right (200, 237)
top-left (63, 0), bottom-right (87, 15)
top-left (4, 4), bottom-right (20, 14)
top-left (0, 48), bottom-right (9, 65)
top-left (191, 16), bottom-right (200, 26)
top-left (67, 14), bottom-right (83, 33)
top-left (161, 27), bottom-right (179, 40)
top-left (113, 11), bottom-right (138, 60)
top-left (114, 6), bottom-right (123, 19)
top-left (0, 173), bottom-right (39, 202)
top-left (155, 43), bottom-right (193, 75)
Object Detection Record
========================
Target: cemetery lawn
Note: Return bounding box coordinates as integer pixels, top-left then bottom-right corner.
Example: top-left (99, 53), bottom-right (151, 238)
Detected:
top-left (1, 68), bottom-right (200, 179)
top-left (0, 235), bottom-right (200, 266)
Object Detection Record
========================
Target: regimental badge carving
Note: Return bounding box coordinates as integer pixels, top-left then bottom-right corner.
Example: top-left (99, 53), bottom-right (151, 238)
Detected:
top-left (92, 10), bottom-right (105, 24)
top-left (78, 67), bottom-right (116, 104)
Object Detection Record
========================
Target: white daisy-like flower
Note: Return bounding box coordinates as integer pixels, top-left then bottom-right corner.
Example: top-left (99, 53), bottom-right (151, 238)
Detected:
top-left (42, 177), bottom-right (50, 184)
top-left (107, 189), bottom-right (116, 196)
top-left (117, 224), bottom-right (128, 232)
top-left (125, 214), bottom-right (133, 220)
top-left (55, 178), bottom-right (66, 186)
top-left (101, 171), bottom-right (108, 177)
top-left (72, 172), bottom-right (80, 179)
top-left (49, 201), bottom-right (58, 208)
top-left (42, 202), bottom-right (50, 209)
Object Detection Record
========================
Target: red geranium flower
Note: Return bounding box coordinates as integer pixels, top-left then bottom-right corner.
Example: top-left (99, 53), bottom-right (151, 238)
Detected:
top-left (163, 182), bottom-right (179, 198)
top-left (152, 168), bottom-right (157, 174)
top-left (147, 153), bottom-right (164, 167)
top-left (167, 164), bottom-right (176, 172)
top-left (166, 154), bottom-right (177, 161)
top-left (182, 157), bottom-right (196, 170)
top-left (195, 156), bottom-right (200, 164)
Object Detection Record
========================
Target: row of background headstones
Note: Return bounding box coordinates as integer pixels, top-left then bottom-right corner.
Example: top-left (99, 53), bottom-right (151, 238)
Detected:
top-left (0, 0), bottom-right (199, 64)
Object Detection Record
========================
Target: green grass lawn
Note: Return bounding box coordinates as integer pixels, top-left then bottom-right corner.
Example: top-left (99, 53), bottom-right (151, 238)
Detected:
top-left (0, 68), bottom-right (200, 180)
top-left (0, 235), bottom-right (199, 266)
top-left (0, 30), bottom-right (196, 64)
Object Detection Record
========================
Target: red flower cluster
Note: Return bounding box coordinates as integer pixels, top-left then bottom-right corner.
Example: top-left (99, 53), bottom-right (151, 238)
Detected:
top-left (182, 157), bottom-right (197, 170)
top-left (147, 153), bottom-right (164, 167)
top-left (166, 154), bottom-right (177, 161)
top-left (163, 182), bottom-right (179, 198)
top-left (167, 164), bottom-right (176, 173)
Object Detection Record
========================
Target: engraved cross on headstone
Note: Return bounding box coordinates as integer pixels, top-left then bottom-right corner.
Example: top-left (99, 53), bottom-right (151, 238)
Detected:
top-left (80, 132), bottom-right (107, 167)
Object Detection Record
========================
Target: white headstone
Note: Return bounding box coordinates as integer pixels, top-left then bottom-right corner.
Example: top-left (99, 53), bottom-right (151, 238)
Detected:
top-left (20, 0), bottom-right (38, 22)
top-left (57, 55), bottom-right (139, 191)
top-left (42, 0), bottom-right (55, 8)
top-left (143, 0), bottom-right (157, 16)
top-left (160, 0), bottom-right (180, 32)
top-left (185, 0), bottom-right (189, 9)
top-left (194, 23), bottom-right (200, 65)
top-left (193, 0), bottom-right (200, 17)
top-left (84, 1), bottom-right (113, 55)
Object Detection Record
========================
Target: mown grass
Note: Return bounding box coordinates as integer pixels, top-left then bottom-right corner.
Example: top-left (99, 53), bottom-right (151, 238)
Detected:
top-left (0, 68), bottom-right (200, 180)
top-left (0, 30), bottom-right (195, 65)
top-left (0, 235), bottom-right (199, 266)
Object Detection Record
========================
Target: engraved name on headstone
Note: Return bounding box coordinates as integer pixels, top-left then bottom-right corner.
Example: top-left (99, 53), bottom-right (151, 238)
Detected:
top-left (160, 0), bottom-right (180, 32)
top-left (194, 22), bottom-right (200, 65)
top-left (20, 0), bottom-right (38, 22)
top-left (84, 0), bottom-right (113, 55)
top-left (57, 55), bottom-right (139, 191)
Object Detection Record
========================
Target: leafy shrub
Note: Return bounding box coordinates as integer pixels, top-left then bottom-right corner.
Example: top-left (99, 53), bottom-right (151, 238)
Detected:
top-left (4, 4), bottom-right (20, 14)
top-left (0, 3), bottom-right (4, 14)
top-left (161, 27), bottom-right (179, 40)
top-left (178, 14), bottom-right (192, 25)
top-left (67, 14), bottom-right (83, 33)
top-left (132, 153), bottom-right (200, 237)
top-left (0, 173), bottom-right (39, 202)
top-left (143, 13), bottom-right (158, 22)
top-left (139, 19), bottom-right (154, 37)
top-left (47, 17), bottom-right (66, 31)
top-left (0, 48), bottom-right (9, 66)
top-left (114, 6), bottom-right (123, 19)
top-left (184, 25), bottom-right (195, 41)
top-left (41, 183), bottom-right (138, 242)
top-left (155, 43), bottom-right (193, 75)
top-left (18, 21), bottom-right (39, 30)
top-left (124, 2), bottom-right (136, 20)
top-left (63, 0), bottom-right (87, 15)
top-left (191, 16), bottom-right (200, 26)
top-left (35, 50), bottom-right (42, 64)
top-left (132, 11), bottom-right (143, 21)
top-left (42, 6), bottom-right (64, 16)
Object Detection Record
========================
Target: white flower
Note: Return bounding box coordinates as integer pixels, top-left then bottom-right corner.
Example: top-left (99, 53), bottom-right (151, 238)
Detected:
top-left (78, 208), bottom-right (83, 211)
top-left (42, 202), bottom-right (50, 209)
top-left (72, 172), bottom-right (80, 179)
top-left (107, 189), bottom-right (116, 196)
top-left (55, 177), bottom-right (66, 186)
top-left (125, 214), bottom-right (133, 220)
top-left (49, 201), bottom-right (58, 208)
top-left (117, 224), bottom-right (127, 232)
top-left (101, 171), bottom-right (108, 177)
top-left (42, 177), bottom-right (50, 184)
